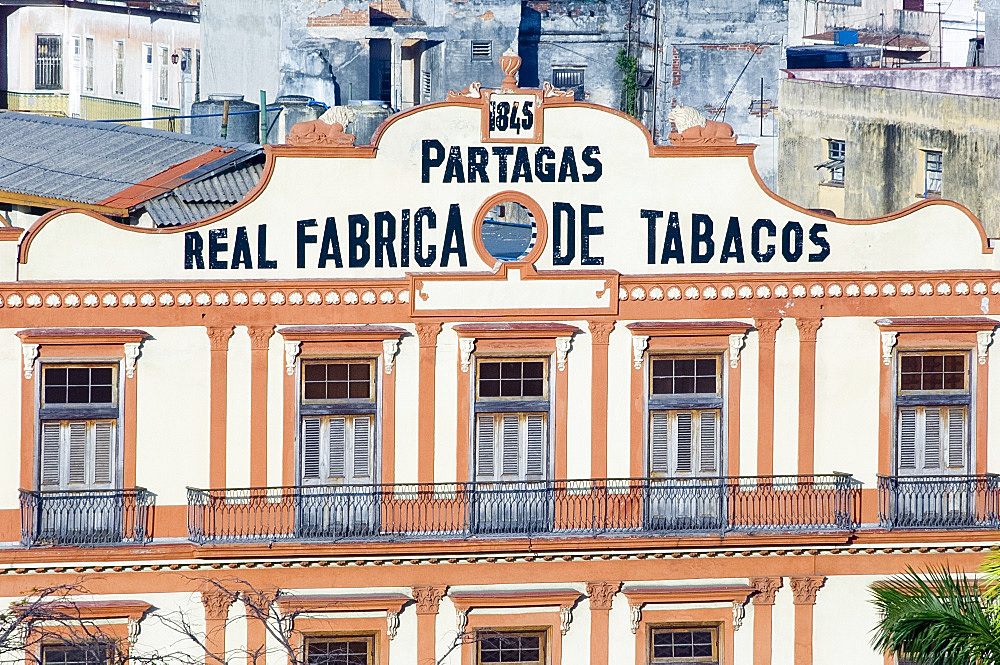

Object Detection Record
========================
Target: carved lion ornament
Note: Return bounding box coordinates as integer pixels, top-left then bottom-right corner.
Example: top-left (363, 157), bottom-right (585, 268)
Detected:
top-left (667, 104), bottom-right (737, 146)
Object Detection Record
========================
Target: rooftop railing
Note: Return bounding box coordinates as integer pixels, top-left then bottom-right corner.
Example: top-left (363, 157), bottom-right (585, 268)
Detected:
top-left (187, 475), bottom-right (861, 545)
top-left (19, 487), bottom-right (156, 547)
top-left (877, 474), bottom-right (1000, 530)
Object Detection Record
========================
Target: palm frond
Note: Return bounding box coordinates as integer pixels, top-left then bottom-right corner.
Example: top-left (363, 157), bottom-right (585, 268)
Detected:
top-left (870, 566), bottom-right (1000, 665)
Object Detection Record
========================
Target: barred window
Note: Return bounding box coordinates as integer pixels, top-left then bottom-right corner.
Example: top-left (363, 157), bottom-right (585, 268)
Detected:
top-left (35, 35), bottom-right (62, 90)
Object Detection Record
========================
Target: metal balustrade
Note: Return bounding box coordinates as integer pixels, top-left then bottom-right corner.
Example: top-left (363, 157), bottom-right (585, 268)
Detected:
top-left (19, 487), bottom-right (156, 547)
top-left (878, 474), bottom-right (1000, 530)
top-left (187, 475), bottom-right (861, 544)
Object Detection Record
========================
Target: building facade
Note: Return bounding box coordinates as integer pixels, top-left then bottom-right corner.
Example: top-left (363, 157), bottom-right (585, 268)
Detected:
top-left (2, 0), bottom-right (200, 130)
top-left (0, 58), bottom-right (998, 665)
top-left (776, 66), bottom-right (1000, 236)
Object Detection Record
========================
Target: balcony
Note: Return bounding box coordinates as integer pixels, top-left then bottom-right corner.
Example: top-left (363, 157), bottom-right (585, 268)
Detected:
top-left (19, 487), bottom-right (156, 547)
top-left (878, 474), bottom-right (1000, 530)
top-left (186, 475), bottom-right (860, 544)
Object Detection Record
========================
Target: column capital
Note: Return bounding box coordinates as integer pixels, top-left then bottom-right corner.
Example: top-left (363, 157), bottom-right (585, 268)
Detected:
top-left (755, 318), bottom-right (782, 343)
top-left (412, 585), bottom-right (448, 615)
top-left (586, 581), bottom-right (621, 611)
top-left (206, 325), bottom-right (235, 351)
top-left (589, 320), bottom-right (615, 345)
top-left (749, 577), bottom-right (782, 605)
top-left (796, 317), bottom-right (823, 342)
top-left (789, 576), bottom-right (825, 605)
top-left (201, 590), bottom-right (235, 620)
top-left (414, 322), bottom-right (442, 347)
top-left (247, 326), bottom-right (274, 351)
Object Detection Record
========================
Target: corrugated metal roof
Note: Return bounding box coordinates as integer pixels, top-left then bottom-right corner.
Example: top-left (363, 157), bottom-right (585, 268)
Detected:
top-left (141, 159), bottom-right (264, 227)
top-left (0, 111), bottom-right (258, 205)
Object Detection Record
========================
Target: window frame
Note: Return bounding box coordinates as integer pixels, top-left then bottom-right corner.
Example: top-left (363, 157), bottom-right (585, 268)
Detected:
top-left (551, 66), bottom-right (585, 100)
top-left (475, 629), bottom-right (546, 665)
top-left (923, 149), bottom-right (943, 197)
top-left (300, 359), bottom-right (378, 415)
top-left (474, 357), bottom-right (549, 408)
top-left (648, 354), bottom-right (723, 410)
top-left (648, 624), bottom-right (720, 665)
top-left (303, 633), bottom-right (376, 665)
top-left (113, 40), bottom-right (125, 96)
top-left (158, 45), bottom-right (170, 102)
top-left (35, 34), bottom-right (63, 91)
top-left (83, 37), bottom-right (95, 92)
top-left (826, 138), bottom-right (845, 185)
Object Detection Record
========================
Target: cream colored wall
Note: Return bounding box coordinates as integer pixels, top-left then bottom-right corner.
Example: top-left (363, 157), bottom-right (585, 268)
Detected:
top-left (771, 580), bottom-right (795, 665)
top-left (989, 344), bottom-right (1000, 474)
top-left (0, 331), bottom-right (21, 511)
top-left (772, 320), bottom-right (801, 476)
top-left (566, 321), bottom-right (593, 479)
top-left (136, 326), bottom-right (211, 503)
top-left (739, 331), bottom-right (760, 476)
top-left (433, 325), bottom-right (459, 484)
top-left (813, 575), bottom-right (886, 665)
top-left (394, 324), bottom-right (420, 485)
top-left (813, 317), bottom-right (880, 486)
top-left (266, 332), bottom-right (284, 487)
top-left (226, 326), bottom-right (252, 489)
top-left (606, 323), bottom-right (632, 478)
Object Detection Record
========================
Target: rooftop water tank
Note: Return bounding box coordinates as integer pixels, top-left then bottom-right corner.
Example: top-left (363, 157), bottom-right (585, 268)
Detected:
top-left (191, 94), bottom-right (259, 143)
top-left (343, 101), bottom-right (393, 145)
top-left (268, 95), bottom-right (327, 144)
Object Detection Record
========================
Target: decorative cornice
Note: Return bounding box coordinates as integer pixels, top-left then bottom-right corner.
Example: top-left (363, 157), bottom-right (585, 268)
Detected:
top-left (625, 321), bottom-right (753, 337)
top-left (749, 577), bottom-right (782, 605)
top-left (586, 581), bottom-right (621, 611)
top-left (205, 326), bottom-right (234, 352)
top-left (755, 318), bottom-right (782, 343)
top-left (201, 591), bottom-right (235, 621)
top-left (411, 585), bottom-right (447, 615)
top-left (789, 576), bottom-right (825, 605)
top-left (276, 324), bottom-right (406, 342)
top-left (414, 322), bottom-right (442, 348)
top-left (15, 328), bottom-right (149, 344)
top-left (453, 323), bottom-right (580, 339)
top-left (796, 318), bottom-right (823, 343)
top-left (242, 590), bottom-right (279, 611)
top-left (247, 326), bottom-right (274, 351)
top-left (589, 320), bottom-right (615, 345)
top-left (875, 316), bottom-right (999, 333)
top-left (448, 589), bottom-right (581, 612)
top-left (622, 585), bottom-right (754, 607)
top-left (275, 593), bottom-right (408, 614)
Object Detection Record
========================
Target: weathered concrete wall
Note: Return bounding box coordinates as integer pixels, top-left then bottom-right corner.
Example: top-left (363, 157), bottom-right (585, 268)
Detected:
top-left (201, 0), bottom-right (281, 104)
top-left (777, 77), bottom-right (1000, 235)
top-left (786, 67), bottom-right (1000, 98)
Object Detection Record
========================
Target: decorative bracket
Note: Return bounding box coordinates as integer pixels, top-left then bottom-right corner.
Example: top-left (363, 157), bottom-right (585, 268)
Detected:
top-left (978, 330), bottom-right (995, 365)
top-left (128, 617), bottom-right (142, 644)
top-left (383, 338), bottom-right (401, 375)
top-left (456, 608), bottom-right (469, 633)
top-left (555, 336), bottom-right (573, 371)
top-left (21, 343), bottom-right (39, 380)
top-left (123, 342), bottom-right (142, 379)
top-left (631, 335), bottom-right (649, 370)
top-left (629, 604), bottom-right (642, 634)
top-left (386, 611), bottom-right (400, 641)
top-left (459, 338), bottom-right (476, 373)
top-left (559, 606), bottom-right (573, 635)
top-left (880, 331), bottom-right (898, 366)
top-left (732, 601), bottom-right (746, 631)
top-left (728, 333), bottom-right (746, 369)
top-left (284, 341), bottom-right (301, 376)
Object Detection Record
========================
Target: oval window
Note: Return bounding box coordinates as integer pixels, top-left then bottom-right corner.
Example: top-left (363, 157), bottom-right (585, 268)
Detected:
top-left (479, 201), bottom-right (537, 262)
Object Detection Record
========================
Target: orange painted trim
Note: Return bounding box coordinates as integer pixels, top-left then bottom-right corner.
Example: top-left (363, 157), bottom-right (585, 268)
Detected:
top-left (0, 193), bottom-right (127, 216)
top-left (590, 321), bottom-right (613, 479)
top-left (0, 226), bottom-right (24, 240)
top-left (207, 326), bottom-right (233, 489)
top-left (450, 589), bottom-right (581, 611)
top-left (633, 607), bottom-right (734, 665)
top-left (622, 585), bottom-right (753, 606)
top-left (382, 366), bottom-right (397, 486)
top-left (797, 319), bottom-right (822, 476)
top-left (728, 362), bottom-right (742, 477)
top-left (460, 613), bottom-right (561, 665)
top-left (416, 322), bottom-right (441, 484)
top-left (977, 358), bottom-right (988, 475)
top-left (626, 321), bottom-right (753, 336)
top-left (97, 148), bottom-right (235, 209)
top-left (123, 368), bottom-right (138, 488)
top-left (275, 594), bottom-right (409, 614)
top-left (289, 616), bottom-right (388, 665)
top-left (876, 317), bottom-right (999, 333)
top-left (755, 319), bottom-right (781, 476)
top-left (283, 368), bottom-right (296, 487)
top-left (453, 322), bottom-right (580, 338)
top-left (19, 365), bottom-right (34, 490)
top-left (18, 600), bottom-right (152, 621)
top-left (276, 325), bottom-right (407, 342)
top-left (248, 328), bottom-right (272, 488)
top-left (15, 328), bottom-right (148, 344)
top-left (629, 352), bottom-right (643, 478)
top-left (555, 363), bottom-right (568, 479)
top-left (793, 603), bottom-right (814, 665)
top-left (470, 190), bottom-right (549, 267)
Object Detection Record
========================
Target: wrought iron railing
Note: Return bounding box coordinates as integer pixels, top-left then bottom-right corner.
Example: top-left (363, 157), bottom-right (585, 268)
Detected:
top-left (19, 487), bottom-right (156, 547)
top-left (187, 475), bottom-right (860, 544)
top-left (878, 474), bottom-right (1000, 530)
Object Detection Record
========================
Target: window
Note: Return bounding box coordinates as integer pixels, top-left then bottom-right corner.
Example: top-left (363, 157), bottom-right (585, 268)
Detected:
top-left (824, 139), bottom-right (845, 184)
top-left (300, 361), bottom-right (376, 486)
top-left (896, 352), bottom-right (969, 474)
top-left (924, 150), bottom-right (942, 197)
top-left (143, 43), bottom-right (152, 67)
top-left (113, 40), bottom-right (125, 95)
top-left (477, 631), bottom-right (545, 665)
top-left (649, 626), bottom-right (719, 665)
top-left (471, 40), bottom-right (492, 62)
top-left (158, 46), bottom-right (169, 102)
top-left (421, 70), bottom-right (431, 103)
top-left (304, 635), bottom-right (374, 665)
top-left (84, 38), bottom-right (94, 92)
top-left (39, 366), bottom-right (119, 491)
top-left (551, 67), bottom-right (585, 100)
top-left (648, 357), bottom-right (721, 478)
top-left (35, 35), bottom-right (62, 90)
top-left (474, 360), bottom-right (548, 483)
top-left (195, 49), bottom-right (201, 101)
top-left (41, 644), bottom-right (111, 665)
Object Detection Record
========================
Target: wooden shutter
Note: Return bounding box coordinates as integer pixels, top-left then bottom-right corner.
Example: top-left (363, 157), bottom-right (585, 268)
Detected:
top-left (328, 417), bottom-right (347, 478)
top-left (898, 408), bottom-right (917, 470)
top-left (40, 422), bottom-right (62, 487)
top-left (947, 407), bottom-right (966, 469)
top-left (675, 412), bottom-right (693, 473)
top-left (301, 417), bottom-right (321, 481)
top-left (699, 411), bottom-right (718, 473)
top-left (501, 414), bottom-right (519, 476)
top-left (92, 421), bottom-right (114, 486)
top-left (475, 415), bottom-right (495, 478)
top-left (525, 415), bottom-right (545, 476)
top-left (67, 421), bottom-right (87, 485)
top-left (923, 407), bottom-right (941, 470)
top-left (649, 412), bottom-right (670, 474)
top-left (352, 416), bottom-right (371, 479)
